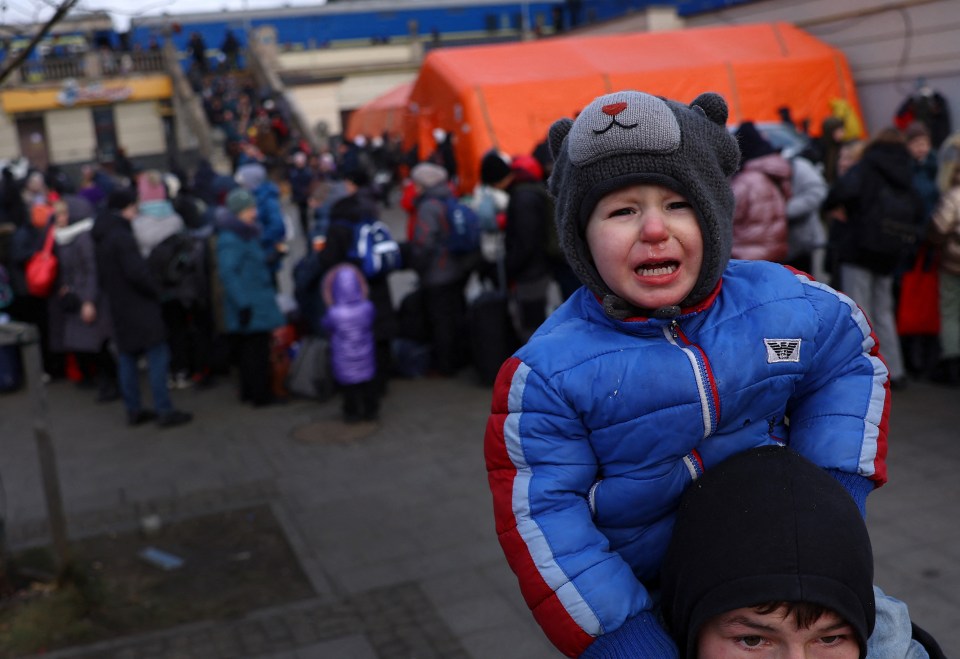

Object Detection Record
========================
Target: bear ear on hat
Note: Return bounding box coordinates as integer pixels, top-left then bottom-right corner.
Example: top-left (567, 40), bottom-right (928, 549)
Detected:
top-left (691, 92), bottom-right (729, 127)
top-left (690, 92), bottom-right (740, 177)
top-left (548, 117), bottom-right (574, 163)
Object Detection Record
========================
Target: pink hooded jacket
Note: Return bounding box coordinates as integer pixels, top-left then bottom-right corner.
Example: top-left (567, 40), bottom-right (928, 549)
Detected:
top-left (730, 153), bottom-right (792, 262)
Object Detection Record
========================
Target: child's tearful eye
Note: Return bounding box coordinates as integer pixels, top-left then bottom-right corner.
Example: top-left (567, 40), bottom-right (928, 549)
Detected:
top-left (667, 201), bottom-right (692, 211)
top-left (610, 207), bottom-right (635, 218)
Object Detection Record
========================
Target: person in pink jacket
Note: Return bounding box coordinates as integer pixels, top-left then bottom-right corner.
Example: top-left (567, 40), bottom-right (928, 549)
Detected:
top-left (730, 122), bottom-right (792, 262)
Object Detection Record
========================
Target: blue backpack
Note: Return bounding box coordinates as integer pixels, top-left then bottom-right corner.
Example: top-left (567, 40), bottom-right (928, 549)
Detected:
top-left (335, 219), bottom-right (403, 279)
top-left (444, 197), bottom-right (481, 254)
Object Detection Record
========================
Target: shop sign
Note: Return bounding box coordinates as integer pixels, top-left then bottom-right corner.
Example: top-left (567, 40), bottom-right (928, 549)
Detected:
top-left (57, 79), bottom-right (133, 107)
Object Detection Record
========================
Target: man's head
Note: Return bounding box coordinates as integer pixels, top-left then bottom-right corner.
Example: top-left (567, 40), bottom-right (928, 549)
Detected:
top-left (480, 149), bottom-right (512, 189)
top-left (107, 187), bottom-right (138, 220)
top-left (547, 90), bottom-right (740, 319)
top-left (660, 446), bottom-right (875, 659)
top-left (235, 162), bottom-right (267, 191)
top-left (696, 601), bottom-right (861, 658)
top-left (410, 162), bottom-right (448, 192)
top-left (226, 188), bottom-right (257, 224)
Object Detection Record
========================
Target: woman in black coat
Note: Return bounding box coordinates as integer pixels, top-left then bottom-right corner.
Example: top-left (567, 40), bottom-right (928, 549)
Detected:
top-left (92, 189), bottom-right (191, 427)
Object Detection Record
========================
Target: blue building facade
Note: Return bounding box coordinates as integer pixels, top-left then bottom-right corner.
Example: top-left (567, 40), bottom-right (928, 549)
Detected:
top-left (128, 0), bottom-right (755, 64)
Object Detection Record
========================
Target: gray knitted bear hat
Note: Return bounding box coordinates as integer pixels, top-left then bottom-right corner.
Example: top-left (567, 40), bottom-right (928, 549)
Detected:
top-left (547, 90), bottom-right (741, 319)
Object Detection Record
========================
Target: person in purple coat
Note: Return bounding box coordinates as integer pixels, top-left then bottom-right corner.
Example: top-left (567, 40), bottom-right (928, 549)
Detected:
top-left (321, 262), bottom-right (379, 422)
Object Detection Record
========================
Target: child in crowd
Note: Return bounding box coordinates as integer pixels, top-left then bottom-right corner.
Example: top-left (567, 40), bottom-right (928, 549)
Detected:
top-left (661, 445), bottom-right (942, 659)
top-left (484, 90), bottom-right (892, 657)
top-left (321, 262), bottom-right (379, 422)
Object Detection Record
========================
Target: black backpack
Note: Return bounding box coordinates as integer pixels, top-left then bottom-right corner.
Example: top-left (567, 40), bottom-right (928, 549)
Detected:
top-left (855, 181), bottom-right (923, 258)
top-left (147, 232), bottom-right (202, 300)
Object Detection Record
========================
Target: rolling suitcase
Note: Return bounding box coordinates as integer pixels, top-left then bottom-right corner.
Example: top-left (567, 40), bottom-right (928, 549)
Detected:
top-left (467, 232), bottom-right (519, 386)
top-left (467, 289), bottom-right (518, 386)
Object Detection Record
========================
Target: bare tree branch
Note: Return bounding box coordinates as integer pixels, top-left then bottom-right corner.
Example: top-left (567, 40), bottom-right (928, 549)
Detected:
top-left (0, 0), bottom-right (81, 85)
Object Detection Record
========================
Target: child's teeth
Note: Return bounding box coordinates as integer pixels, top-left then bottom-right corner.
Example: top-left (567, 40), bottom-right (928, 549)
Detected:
top-left (638, 264), bottom-right (677, 276)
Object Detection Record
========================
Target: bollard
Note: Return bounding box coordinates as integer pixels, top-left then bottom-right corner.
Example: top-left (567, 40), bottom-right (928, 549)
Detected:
top-left (0, 321), bottom-right (71, 571)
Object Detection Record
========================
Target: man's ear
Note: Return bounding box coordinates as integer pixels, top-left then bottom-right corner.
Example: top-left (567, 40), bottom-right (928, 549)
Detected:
top-left (548, 118), bottom-right (573, 163)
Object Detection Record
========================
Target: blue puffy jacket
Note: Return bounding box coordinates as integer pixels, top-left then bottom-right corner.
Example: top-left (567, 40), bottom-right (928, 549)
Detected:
top-left (485, 260), bottom-right (889, 657)
top-left (215, 215), bottom-right (284, 334)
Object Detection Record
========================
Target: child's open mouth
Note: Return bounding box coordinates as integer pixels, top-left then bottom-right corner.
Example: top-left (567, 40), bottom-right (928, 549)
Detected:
top-left (636, 260), bottom-right (679, 277)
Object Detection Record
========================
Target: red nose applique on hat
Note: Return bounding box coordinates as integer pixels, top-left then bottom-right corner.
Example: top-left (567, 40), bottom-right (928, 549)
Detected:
top-left (596, 102), bottom-right (637, 134)
top-left (602, 102), bottom-right (627, 116)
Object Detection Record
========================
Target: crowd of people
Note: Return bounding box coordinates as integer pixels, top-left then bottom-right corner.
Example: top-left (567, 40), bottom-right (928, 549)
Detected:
top-left (730, 108), bottom-right (959, 391)
top-left (2, 96), bottom-right (958, 426)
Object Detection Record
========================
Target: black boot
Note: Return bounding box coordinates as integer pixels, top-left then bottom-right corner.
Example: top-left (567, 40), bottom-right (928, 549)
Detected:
top-left (930, 357), bottom-right (960, 386)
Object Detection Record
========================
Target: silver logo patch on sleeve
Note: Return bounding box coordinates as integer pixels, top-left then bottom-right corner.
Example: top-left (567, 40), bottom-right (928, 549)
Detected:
top-left (765, 339), bottom-right (801, 363)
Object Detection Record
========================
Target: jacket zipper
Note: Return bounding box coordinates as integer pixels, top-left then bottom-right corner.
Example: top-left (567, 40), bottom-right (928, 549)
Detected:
top-left (666, 320), bottom-right (721, 438)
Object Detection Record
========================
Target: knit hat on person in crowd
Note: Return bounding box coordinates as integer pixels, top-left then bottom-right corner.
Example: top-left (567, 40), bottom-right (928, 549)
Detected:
top-left (546, 90), bottom-right (740, 319)
top-left (226, 187), bottom-right (257, 216)
top-left (510, 154), bottom-right (544, 182)
top-left (343, 167), bottom-right (371, 188)
top-left (480, 149), bottom-right (512, 186)
top-left (234, 162), bottom-right (267, 191)
top-left (106, 187), bottom-right (138, 212)
top-left (904, 120), bottom-right (931, 144)
top-left (734, 121), bottom-right (778, 163)
top-left (136, 170), bottom-right (167, 202)
top-left (660, 445), bottom-right (876, 659)
top-left (410, 162), bottom-right (448, 190)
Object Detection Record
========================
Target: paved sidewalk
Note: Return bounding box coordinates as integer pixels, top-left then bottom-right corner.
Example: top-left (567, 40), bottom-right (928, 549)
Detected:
top-left (1, 364), bottom-right (558, 659)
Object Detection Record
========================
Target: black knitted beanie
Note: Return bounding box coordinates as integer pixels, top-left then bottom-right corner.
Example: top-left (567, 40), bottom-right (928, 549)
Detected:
top-left (735, 121), bottom-right (777, 164)
top-left (547, 90), bottom-right (740, 319)
top-left (480, 149), bottom-right (512, 185)
top-left (660, 445), bottom-right (875, 659)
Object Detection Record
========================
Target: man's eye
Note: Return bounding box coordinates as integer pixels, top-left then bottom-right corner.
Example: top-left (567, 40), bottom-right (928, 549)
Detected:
top-left (820, 634), bottom-right (848, 646)
top-left (735, 636), bottom-right (765, 648)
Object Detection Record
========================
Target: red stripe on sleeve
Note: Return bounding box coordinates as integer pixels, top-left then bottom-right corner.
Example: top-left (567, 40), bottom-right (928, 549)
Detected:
top-left (484, 357), bottom-right (593, 656)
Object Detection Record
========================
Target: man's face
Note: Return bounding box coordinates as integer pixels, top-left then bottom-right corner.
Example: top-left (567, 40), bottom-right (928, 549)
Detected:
top-left (697, 605), bottom-right (859, 658)
top-left (585, 183), bottom-right (703, 311)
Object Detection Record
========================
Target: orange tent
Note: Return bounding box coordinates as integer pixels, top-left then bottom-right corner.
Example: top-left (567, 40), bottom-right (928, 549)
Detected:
top-left (345, 81), bottom-right (414, 141)
top-left (405, 22), bottom-right (863, 193)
